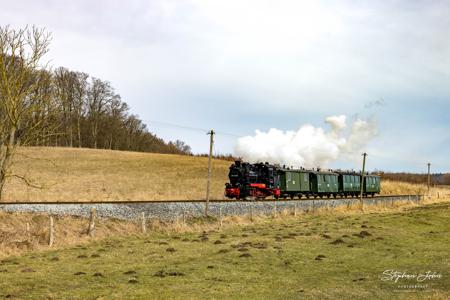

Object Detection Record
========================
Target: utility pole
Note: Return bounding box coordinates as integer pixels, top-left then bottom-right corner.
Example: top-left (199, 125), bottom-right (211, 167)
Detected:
top-left (205, 130), bottom-right (215, 217)
top-left (360, 153), bottom-right (367, 210)
top-left (427, 163), bottom-right (431, 196)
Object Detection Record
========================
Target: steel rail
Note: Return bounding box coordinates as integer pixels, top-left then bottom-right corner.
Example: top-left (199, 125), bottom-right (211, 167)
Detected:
top-left (0, 194), bottom-right (423, 205)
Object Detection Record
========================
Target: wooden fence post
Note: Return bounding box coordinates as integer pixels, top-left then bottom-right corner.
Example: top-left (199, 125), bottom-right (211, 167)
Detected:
top-left (141, 212), bottom-right (146, 234)
top-left (88, 208), bottom-right (96, 237)
top-left (49, 216), bottom-right (54, 247)
top-left (26, 222), bottom-right (30, 239)
top-left (273, 201), bottom-right (277, 218)
top-left (293, 202), bottom-right (297, 216)
top-left (219, 206), bottom-right (223, 228)
top-left (250, 204), bottom-right (254, 221)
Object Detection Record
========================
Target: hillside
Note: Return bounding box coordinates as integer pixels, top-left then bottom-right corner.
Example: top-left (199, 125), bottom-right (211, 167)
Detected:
top-left (3, 147), bottom-right (445, 202)
top-left (4, 147), bottom-right (230, 202)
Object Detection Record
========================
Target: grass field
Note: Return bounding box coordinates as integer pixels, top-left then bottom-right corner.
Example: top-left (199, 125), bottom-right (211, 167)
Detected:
top-left (4, 147), bottom-right (230, 201)
top-left (0, 201), bottom-right (448, 299)
top-left (3, 147), bottom-right (445, 202)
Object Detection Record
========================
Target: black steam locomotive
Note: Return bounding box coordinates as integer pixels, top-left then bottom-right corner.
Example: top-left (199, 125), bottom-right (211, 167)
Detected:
top-left (224, 161), bottom-right (281, 200)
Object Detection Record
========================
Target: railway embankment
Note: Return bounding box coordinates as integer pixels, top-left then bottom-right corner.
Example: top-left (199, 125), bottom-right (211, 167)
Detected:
top-left (0, 195), bottom-right (423, 221)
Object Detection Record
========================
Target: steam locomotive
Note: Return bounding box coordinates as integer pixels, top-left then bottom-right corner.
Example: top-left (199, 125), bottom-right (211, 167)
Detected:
top-left (224, 161), bottom-right (380, 200)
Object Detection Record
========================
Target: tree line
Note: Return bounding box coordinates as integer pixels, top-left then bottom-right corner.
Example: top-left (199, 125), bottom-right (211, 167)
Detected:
top-left (0, 26), bottom-right (191, 200)
top-left (30, 66), bottom-right (192, 154)
top-left (0, 37), bottom-right (191, 154)
top-left (378, 172), bottom-right (450, 186)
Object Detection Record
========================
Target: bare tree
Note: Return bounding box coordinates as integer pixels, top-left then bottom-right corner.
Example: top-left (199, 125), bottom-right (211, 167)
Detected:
top-left (54, 67), bottom-right (79, 147)
top-left (87, 78), bottom-right (112, 149)
top-left (174, 140), bottom-right (192, 154)
top-left (105, 94), bottom-right (128, 149)
top-left (0, 25), bottom-right (53, 200)
top-left (73, 71), bottom-right (88, 148)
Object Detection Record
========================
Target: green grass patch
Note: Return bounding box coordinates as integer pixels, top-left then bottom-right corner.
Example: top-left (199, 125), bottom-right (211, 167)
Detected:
top-left (0, 203), bottom-right (449, 299)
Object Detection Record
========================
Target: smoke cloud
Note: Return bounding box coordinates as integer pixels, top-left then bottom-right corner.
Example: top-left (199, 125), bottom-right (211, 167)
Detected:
top-left (234, 115), bottom-right (377, 168)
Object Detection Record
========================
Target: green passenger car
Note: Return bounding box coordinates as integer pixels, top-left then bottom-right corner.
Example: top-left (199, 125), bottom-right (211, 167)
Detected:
top-left (310, 171), bottom-right (339, 198)
top-left (363, 175), bottom-right (381, 196)
top-left (279, 169), bottom-right (310, 198)
top-left (337, 172), bottom-right (361, 197)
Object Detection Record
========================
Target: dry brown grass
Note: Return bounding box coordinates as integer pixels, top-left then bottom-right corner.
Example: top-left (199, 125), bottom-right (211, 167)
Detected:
top-left (0, 211), bottom-right (254, 259)
top-left (380, 179), bottom-right (448, 197)
top-left (0, 211), bottom-right (140, 259)
top-left (4, 147), bottom-right (230, 201)
top-left (4, 147), bottom-right (447, 202)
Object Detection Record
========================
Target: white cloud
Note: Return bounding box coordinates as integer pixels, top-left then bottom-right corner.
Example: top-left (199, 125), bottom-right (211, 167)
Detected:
top-left (234, 115), bottom-right (378, 168)
top-left (1, 0), bottom-right (449, 171)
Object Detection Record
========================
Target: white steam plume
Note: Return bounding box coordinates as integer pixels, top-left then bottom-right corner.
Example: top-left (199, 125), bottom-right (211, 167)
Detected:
top-left (234, 115), bottom-right (377, 168)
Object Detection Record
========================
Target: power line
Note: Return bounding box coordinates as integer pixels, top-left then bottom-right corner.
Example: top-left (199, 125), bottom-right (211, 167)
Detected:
top-left (142, 119), bottom-right (207, 133)
top-left (142, 119), bottom-right (242, 138)
top-left (368, 152), bottom-right (437, 168)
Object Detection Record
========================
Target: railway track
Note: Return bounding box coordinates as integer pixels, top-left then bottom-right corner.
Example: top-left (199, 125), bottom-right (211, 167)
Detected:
top-left (0, 194), bottom-right (422, 205)
top-left (0, 195), bottom-right (424, 221)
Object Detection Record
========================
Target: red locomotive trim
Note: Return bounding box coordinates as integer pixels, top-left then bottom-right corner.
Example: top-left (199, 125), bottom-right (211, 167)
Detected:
top-left (273, 188), bottom-right (281, 197)
top-left (225, 186), bottom-right (280, 200)
top-left (225, 187), bottom-right (240, 198)
top-left (249, 183), bottom-right (266, 189)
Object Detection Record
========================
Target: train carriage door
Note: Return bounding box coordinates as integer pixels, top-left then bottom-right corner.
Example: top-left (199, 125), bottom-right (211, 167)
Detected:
top-left (302, 172), bottom-right (310, 191)
top-left (317, 174), bottom-right (321, 191)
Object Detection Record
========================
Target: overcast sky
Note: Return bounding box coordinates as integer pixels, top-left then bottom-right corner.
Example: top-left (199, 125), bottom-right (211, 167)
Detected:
top-left (2, 0), bottom-right (449, 172)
